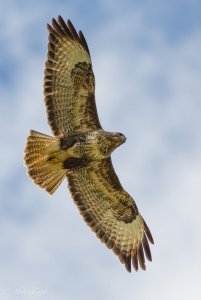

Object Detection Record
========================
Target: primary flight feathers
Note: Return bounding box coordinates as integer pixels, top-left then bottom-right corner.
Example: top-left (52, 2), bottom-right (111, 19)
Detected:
top-left (24, 16), bottom-right (154, 272)
top-left (45, 16), bottom-right (101, 137)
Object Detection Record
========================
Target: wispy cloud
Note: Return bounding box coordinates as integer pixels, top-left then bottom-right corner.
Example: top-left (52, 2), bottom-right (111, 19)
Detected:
top-left (1, 1), bottom-right (201, 299)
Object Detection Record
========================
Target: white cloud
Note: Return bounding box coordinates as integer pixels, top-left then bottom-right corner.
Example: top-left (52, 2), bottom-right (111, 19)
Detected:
top-left (1, 1), bottom-right (201, 299)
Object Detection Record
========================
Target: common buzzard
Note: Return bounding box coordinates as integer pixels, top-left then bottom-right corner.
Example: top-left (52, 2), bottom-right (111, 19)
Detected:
top-left (24, 16), bottom-right (154, 272)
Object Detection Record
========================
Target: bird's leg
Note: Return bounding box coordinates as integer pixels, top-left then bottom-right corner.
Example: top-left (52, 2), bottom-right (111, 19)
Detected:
top-left (47, 134), bottom-right (87, 166)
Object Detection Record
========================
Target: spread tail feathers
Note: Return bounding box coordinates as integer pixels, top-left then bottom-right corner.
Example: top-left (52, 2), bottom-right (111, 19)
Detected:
top-left (24, 130), bottom-right (66, 194)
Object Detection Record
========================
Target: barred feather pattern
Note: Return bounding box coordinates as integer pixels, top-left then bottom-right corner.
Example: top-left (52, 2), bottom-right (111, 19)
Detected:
top-left (24, 130), bottom-right (66, 194)
top-left (44, 16), bottom-right (102, 137)
top-left (24, 16), bottom-right (154, 272)
top-left (67, 158), bottom-right (154, 272)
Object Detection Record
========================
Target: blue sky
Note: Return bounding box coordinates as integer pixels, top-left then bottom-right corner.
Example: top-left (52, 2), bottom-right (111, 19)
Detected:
top-left (1, 0), bottom-right (201, 299)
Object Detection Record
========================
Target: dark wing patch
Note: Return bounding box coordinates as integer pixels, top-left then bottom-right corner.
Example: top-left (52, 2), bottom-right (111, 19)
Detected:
top-left (60, 134), bottom-right (86, 150)
top-left (63, 157), bottom-right (89, 169)
top-left (44, 16), bottom-right (102, 137)
top-left (67, 158), bottom-right (154, 272)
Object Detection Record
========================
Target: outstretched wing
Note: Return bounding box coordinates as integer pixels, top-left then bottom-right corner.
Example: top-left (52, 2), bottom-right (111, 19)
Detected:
top-left (44, 16), bottom-right (102, 137)
top-left (67, 158), bottom-right (154, 272)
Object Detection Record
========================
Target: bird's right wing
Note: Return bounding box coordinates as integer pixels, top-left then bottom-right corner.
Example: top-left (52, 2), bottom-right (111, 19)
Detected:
top-left (67, 158), bottom-right (154, 272)
top-left (44, 16), bottom-right (102, 137)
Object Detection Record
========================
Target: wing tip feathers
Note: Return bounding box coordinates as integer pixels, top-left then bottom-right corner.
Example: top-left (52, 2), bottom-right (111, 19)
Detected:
top-left (144, 220), bottom-right (154, 244)
top-left (115, 221), bottom-right (154, 272)
top-left (46, 16), bottom-right (90, 55)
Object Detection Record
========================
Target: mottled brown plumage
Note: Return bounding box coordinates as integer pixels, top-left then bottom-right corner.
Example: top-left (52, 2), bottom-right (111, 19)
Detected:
top-left (44, 16), bottom-right (101, 136)
top-left (24, 16), bottom-right (154, 272)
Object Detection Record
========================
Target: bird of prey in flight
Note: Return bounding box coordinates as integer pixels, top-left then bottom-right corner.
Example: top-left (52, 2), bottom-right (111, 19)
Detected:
top-left (24, 16), bottom-right (154, 272)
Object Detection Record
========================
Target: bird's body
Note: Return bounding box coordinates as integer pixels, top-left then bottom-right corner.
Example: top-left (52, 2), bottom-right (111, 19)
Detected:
top-left (41, 129), bottom-right (126, 167)
top-left (24, 16), bottom-right (154, 272)
top-left (59, 130), bottom-right (127, 161)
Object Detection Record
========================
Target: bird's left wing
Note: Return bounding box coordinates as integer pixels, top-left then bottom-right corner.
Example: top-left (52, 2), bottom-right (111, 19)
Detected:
top-left (67, 158), bottom-right (154, 272)
top-left (44, 16), bottom-right (102, 137)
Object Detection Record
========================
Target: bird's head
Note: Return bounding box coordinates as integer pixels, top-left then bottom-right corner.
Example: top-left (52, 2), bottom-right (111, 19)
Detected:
top-left (111, 132), bottom-right (127, 146)
top-left (97, 130), bottom-right (127, 157)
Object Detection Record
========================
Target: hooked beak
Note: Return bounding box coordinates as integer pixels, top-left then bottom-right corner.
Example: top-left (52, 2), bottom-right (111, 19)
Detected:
top-left (120, 133), bottom-right (127, 144)
top-left (114, 132), bottom-right (127, 144)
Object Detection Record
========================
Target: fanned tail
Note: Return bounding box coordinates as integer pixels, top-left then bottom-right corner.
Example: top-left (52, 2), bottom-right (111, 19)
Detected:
top-left (24, 130), bottom-right (66, 194)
